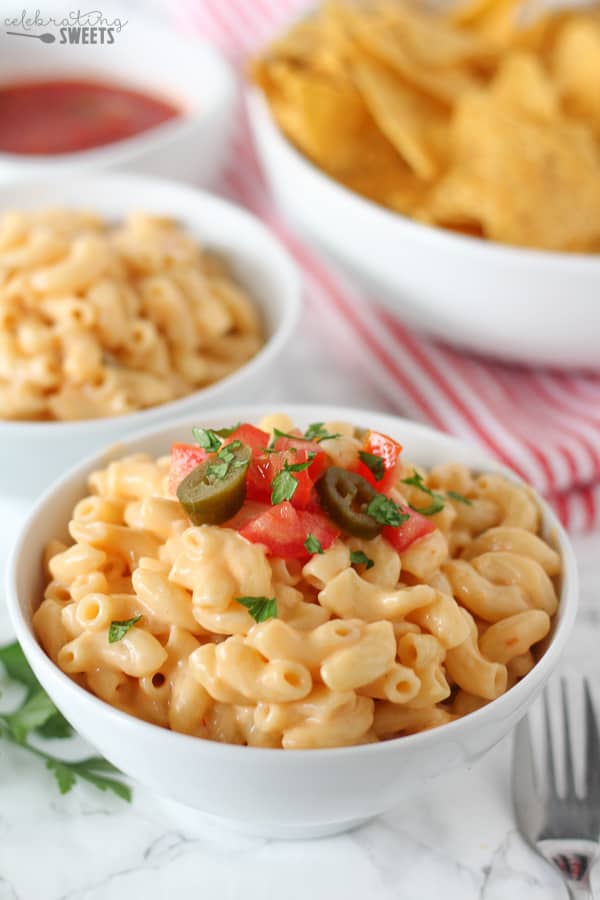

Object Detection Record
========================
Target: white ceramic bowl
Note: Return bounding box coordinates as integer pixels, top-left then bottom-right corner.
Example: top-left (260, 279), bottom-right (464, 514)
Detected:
top-left (0, 175), bottom-right (300, 499)
top-left (247, 89), bottom-right (600, 370)
top-left (0, 20), bottom-right (235, 186)
top-left (6, 403), bottom-right (578, 839)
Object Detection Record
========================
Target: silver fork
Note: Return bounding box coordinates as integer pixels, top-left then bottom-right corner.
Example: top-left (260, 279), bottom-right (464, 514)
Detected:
top-left (513, 679), bottom-right (600, 899)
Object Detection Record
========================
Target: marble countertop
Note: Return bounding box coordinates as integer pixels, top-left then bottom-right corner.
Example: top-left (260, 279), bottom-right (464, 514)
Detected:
top-left (0, 316), bottom-right (599, 900)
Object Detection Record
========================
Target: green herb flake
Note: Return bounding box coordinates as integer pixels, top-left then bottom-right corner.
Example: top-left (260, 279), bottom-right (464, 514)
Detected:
top-left (206, 440), bottom-right (246, 482)
top-left (401, 470), bottom-right (446, 516)
top-left (350, 550), bottom-right (374, 570)
top-left (271, 469), bottom-right (299, 504)
top-left (108, 615), bottom-right (142, 644)
top-left (285, 452), bottom-right (315, 473)
top-left (304, 422), bottom-right (342, 442)
top-left (358, 450), bottom-right (385, 482)
top-left (447, 490), bottom-right (473, 506)
top-left (366, 495), bottom-right (410, 527)
top-left (214, 423), bottom-right (241, 438)
top-left (271, 453), bottom-right (315, 504)
top-left (304, 534), bottom-right (323, 555)
top-left (236, 596), bottom-right (278, 623)
top-left (408, 499), bottom-right (444, 516)
top-left (192, 427), bottom-right (222, 453)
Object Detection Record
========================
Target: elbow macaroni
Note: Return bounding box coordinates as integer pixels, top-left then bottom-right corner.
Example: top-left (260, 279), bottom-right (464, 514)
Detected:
top-left (33, 417), bottom-right (561, 749)
top-left (0, 210), bottom-right (263, 421)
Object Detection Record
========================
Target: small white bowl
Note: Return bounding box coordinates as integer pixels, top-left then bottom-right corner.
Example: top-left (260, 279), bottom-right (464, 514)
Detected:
top-left (0, 175), bottom-right (300, 499)
top-left (247, 89), bottom-right (600, 370)
top-left (6, 403), bottom-right (578, 839)
top-left (0, 20), bottom-right (236, 186)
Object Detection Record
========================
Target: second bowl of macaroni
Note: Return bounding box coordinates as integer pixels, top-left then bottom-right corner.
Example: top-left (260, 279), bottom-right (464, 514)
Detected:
top-left (6, 404), bottom-right (578, 838)
top-left (0, 175), bottom-right (300, 499)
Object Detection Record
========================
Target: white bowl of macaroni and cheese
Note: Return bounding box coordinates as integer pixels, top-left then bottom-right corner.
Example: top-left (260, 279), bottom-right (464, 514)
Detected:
top-left (0, 175), bottom-right (300, 499)
top-left (6, 404), bottom-right (577, 839)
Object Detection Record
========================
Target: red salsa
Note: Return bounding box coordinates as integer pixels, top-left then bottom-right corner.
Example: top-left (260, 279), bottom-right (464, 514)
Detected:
top-left (0, 79), bottom-right (180, 155)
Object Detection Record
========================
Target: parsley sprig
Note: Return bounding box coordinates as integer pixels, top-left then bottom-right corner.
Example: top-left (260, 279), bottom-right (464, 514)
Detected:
top-left (0, 641), bottom-right (131, 801)
top-left (366, 494), bottom-right (409, 527)
top-left (350, 550), bottom-right (374, 570)
top-left (304, 534), bottom-right (323, 555)
top-left (108, 615), bottom-right (142, 644)
top-left (192, 426), bottom-right (222, 453)
top-left (206, 440), bottom-right (248, 483)
top-left (271, 453), bottom-right (315, 504)
top-left (401, 470), bottom-right (446, 516)
top-left (358, 450), bottom-right (385, 482)
top-left (447, 490), bottom-right (473, 506)
top-left (400, 470), bottom-right (472, 515)
top-left (236, 596), bottom-right (278, 623)
top-left (269, 423), bottom-right (341, 448)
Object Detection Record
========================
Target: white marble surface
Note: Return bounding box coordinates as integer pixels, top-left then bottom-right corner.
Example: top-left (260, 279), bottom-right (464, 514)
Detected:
top-left (0, 315), bottom-right (599, 899)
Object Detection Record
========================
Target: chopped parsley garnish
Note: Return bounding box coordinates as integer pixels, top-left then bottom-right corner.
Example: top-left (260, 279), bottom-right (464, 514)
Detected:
top-left (401, 470), bottom-right (446, 516)
top-left (350, 550), bottom-right (374, 570)
top-left (447, 490), bottom-right (473, 506)
top-left (192, 427), bottom-right (222, 453)
top-left (269, 427), bottom-right (303, 448)
top-left (271, 453), bottom-right (315, 504)
top-left (366, 495), bottom-right (409, 527)
top-left (268, 424), bottom-right (341, 447)
top-left (214, 423), bottom-right (241, 438)
top-left (206, 440), bottom-right (247, 482)
top-left (271, 469), bottom-right (298, 504)
top-left (108, 615), bottom-right (142, 644)
top-left (358, 450), bottom-right (385, 482)
top-left (236, 596), bottom-right (278, 623)
top-left (304, 534), bottom-right (323, 554)
top-left (304, 422), bottom-right (342, 442)
top-left (0, 641), bottom-right (130, 801)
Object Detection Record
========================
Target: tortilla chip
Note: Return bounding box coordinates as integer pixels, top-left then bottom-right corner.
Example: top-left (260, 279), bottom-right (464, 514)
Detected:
top-left (491, 51), bottom-right (559, 121)
top-left (351, 53), bottom-right (448, 180)
top-left (552, 17), bottom-right (600, 129)
top-left (259, 62), bottom-right (373, 176)
top-left (428, 91), bottom-right (600, 250)
top-left (343, 6), bottom-right (482, 106)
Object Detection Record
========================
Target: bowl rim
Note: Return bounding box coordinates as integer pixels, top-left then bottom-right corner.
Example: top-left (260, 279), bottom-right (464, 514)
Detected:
top-left (5, 402), bottom-right (579, 760)
top-left (0, 27), bottom-right (235, 168)
top-left (247, 87), bottom-right (600, 270)
top-left (0, 172), bottom-right (301, 434)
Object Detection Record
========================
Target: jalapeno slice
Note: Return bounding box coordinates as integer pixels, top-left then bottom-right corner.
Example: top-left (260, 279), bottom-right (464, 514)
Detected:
top-left (177, 444), bottom-right (251, 525)
top-left (316, 467), bottom-right (380, 538)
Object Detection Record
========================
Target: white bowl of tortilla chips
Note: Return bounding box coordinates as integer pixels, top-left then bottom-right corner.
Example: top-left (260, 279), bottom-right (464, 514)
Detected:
top-left (248, 0), bottom-right (600, 369)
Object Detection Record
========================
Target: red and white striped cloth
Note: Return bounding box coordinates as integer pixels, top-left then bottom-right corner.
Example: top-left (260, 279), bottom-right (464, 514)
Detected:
top-left (179, 0), bottom-right (600, 533)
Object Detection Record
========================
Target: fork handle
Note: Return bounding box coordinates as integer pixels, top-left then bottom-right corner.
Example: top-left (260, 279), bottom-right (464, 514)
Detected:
top-left (567, 882), bottom-right (593, 900)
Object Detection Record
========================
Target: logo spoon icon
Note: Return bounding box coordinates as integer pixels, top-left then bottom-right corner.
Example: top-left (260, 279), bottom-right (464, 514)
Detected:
top-left (6, 31), bottom-right (56, 43)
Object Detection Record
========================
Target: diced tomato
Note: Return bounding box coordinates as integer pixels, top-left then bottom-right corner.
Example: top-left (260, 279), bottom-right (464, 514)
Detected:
top-left (222, 423), bottom-right (270, 454)
top-left (239, 501), bottom-right (339, 560)
top-left (304, 488), bottom-right (324, 513)
top-left (223, 500), bottom-right (271, 531)
top-left (355, 430), bottom-right (403, 494)
top-left (241, 439), bottom-right (326, 510)
top-left (168, 443), bottom-right (209, 494)
top-left (383, 507), bottom-right (435, 553)
top-left (272, 437), bottom-right (328, 482)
